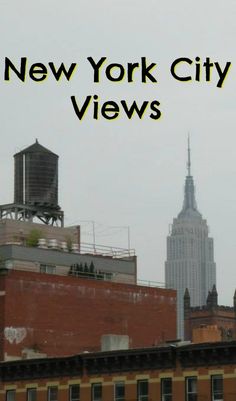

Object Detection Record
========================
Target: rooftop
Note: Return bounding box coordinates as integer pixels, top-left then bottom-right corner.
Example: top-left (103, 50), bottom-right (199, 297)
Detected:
top-left (1, 340), bottom-right (236, 381)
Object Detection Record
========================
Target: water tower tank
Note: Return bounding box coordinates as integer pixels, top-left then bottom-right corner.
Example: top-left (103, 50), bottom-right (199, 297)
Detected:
top-left (14, 140), bottom-right (59, 208)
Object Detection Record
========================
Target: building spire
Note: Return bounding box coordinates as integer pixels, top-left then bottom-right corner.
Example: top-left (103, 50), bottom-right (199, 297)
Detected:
top-left (178, 137), bottom-right (201, 218)
top-left (187, 135), bottom-right (191, 176)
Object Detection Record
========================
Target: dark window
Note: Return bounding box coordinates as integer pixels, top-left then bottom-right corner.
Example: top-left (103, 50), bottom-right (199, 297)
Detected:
top-left (6, 390), bottom-right (16, 401)
top-left (212, 375), bottom-right (223, 401)
top-left (69, 385), bottom-right (80, 401)
top-left (114, 381), bottom-right (125, 401)
top-left (137, 380), bottom-right (148, 401)
top-left (40, 264), bottom-right (55, 274)
top-left (186, 377), bottom-right (197, 401)
top-left (91, 383), bottom-right (102, 401)
top-left (27, 388), bottom-right (37, 401)
top-left (48, 386), bottom-right (58, 401)
top-left (161, 378), bottom-right (172, 401)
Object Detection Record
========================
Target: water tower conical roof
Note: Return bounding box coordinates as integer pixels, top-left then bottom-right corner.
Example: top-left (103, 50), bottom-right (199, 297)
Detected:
top-left (14, 139), bottom-right (58, 157)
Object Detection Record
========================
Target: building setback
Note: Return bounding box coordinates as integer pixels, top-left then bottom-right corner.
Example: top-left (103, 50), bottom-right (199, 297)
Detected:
top-left (1, 341), bottom-right (236, 401)
top-left (165, 140), bottom-right (216, 339)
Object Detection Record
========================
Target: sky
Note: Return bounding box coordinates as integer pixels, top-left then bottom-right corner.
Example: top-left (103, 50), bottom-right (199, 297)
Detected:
top-left (1, 1), bottom-right (236, 305)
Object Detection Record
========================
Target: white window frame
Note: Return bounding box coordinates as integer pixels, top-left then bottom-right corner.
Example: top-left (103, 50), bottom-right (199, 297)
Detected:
top-left (161, 377), bottom-right (172, 401)
top-left (27, 388), bottom-right (37, 401)
top-left (137, 380), bottom-right (148, 401)
top-left (114, 381), bottom-right (125, 401)
top-left (69, 384), bottom-right (80, 401)
top-left (91, 383), bottom-right (102, 401)
top-left (185, 376), bottom-right (197, 401)
top-left (211, 375), bottom-right (223, 401)
top-left (47, 386), bottom-right (58, 401)
top-left (40, 264), bottom-right (56, 274)
top-left (6, 390), bottom-right (16, 401)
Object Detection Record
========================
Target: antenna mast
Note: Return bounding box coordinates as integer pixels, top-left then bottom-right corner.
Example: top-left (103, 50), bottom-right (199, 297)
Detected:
top-left (187, 135), bottom-right (191, 176)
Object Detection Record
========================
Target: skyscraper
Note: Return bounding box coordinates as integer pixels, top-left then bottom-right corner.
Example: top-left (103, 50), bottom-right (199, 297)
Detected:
top-left (165, 139), bottom-right (216, 338)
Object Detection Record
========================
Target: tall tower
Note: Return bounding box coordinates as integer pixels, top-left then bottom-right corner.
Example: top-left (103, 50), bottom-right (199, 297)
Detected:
top-left (165, 139), bottom-right (216, 339)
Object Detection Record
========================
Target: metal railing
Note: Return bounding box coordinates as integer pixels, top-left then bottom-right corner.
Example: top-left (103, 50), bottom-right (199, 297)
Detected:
top-left (137, 279), bottom-right (166, 288)
top-left (79, 242), bottom-right (136, 258)
top-left (1, 237), bottom-right (135, 260)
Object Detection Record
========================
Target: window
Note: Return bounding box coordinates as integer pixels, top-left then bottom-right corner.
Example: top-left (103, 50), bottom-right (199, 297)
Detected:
top-left (161, 378), bottom-right (172, 401)
top-left (27, 388), bottom-right (37, 401)
top-left (6, 390), bottom-right (15, 401)
top-left (212, 375), bottom-right (223, 401)
top-left (186, 377), bottom-right (197, 401)
top-left (137, 380), bottom-right (148, 401)
top-left (91, 383), bottom-right (102, 401)
top-left (114, 381), bottom-right (125, 401)
top-left (40, 264), bottom-right (56, 274)
top-left (69, 385), bottom-right (80, 401)
top-left (48, 386), bottom-right (58, 401)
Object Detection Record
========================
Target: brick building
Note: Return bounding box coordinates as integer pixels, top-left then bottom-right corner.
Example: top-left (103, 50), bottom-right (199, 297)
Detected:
top-left (1, 340), bottom-right (236, 401)
top-left (0, 220), bottom-right (176, 362)
top-left (184, 285), bottom-right (236, 341)
top-left (0, 142), bottom-right (177, 361)
top-left (0, 265), bottom-right (176, 361)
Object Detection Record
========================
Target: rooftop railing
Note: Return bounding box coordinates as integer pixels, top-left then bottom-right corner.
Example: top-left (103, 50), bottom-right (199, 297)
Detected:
top-left (0, 237), bottom-right (136, 259)
top-left (79, 242), bottom-right (135, 258)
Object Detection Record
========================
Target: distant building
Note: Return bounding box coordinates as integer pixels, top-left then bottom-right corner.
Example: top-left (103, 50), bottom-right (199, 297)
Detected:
top-left (165, 139), bottom-right (216, 338)
top-left (184, 285), bottom-right (236, 341)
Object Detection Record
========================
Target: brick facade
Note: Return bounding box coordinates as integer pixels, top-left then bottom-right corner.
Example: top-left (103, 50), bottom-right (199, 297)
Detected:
top-left (1, 341), bottom-right (236, 401)
top-left (0, 269), bottom-right (176, 360)
top-left (184, 286), bottom-right (236, 341)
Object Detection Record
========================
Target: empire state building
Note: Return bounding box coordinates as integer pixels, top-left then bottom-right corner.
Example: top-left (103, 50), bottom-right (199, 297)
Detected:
top-left (165, 140), bottom-right (216, 339)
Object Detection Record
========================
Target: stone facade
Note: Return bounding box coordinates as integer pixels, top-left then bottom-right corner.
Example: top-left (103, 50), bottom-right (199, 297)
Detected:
top-left (165, 142), bottom-right (216, 338)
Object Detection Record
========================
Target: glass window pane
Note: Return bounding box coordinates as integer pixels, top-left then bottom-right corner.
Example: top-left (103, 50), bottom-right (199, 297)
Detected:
top-left (92, 383), bottom-right (102, 401)
top-left (163, 396), bottom-right (172, 401)
top-left (212, 375), bottom-right (223, 401)
top-left (161, 378), bottom-right (172, 401)
top-left (40, 264), bottom-right (55, 274)
top-left (214, 396), bottom-right (223, 401)
top-left (6, 391), bottom-right (16, 401)
top-left (115, 382), bottom-right (125, 401)
top-left (162, 378), bottom-right (172, 394)
top-left (70, 385), bottom-right (80, 401)
top-left (186, 377), bottom-right (197, 401)
top-left (188, 395), bottom-right (197, 401)
top-left (27, 388), bottom-right (37, 401)
top-left (213, 376), bottom-right (223, 392)
top-left (138, 380), bottom-right (148, 401)
top-left (48, 386), bottom-right (58, 401)
top-left (188, 378), bottom-right (197, 393)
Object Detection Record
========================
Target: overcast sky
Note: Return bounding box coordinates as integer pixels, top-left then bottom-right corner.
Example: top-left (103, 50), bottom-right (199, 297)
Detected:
top-left (1, 1), bottom-right (236, 305)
